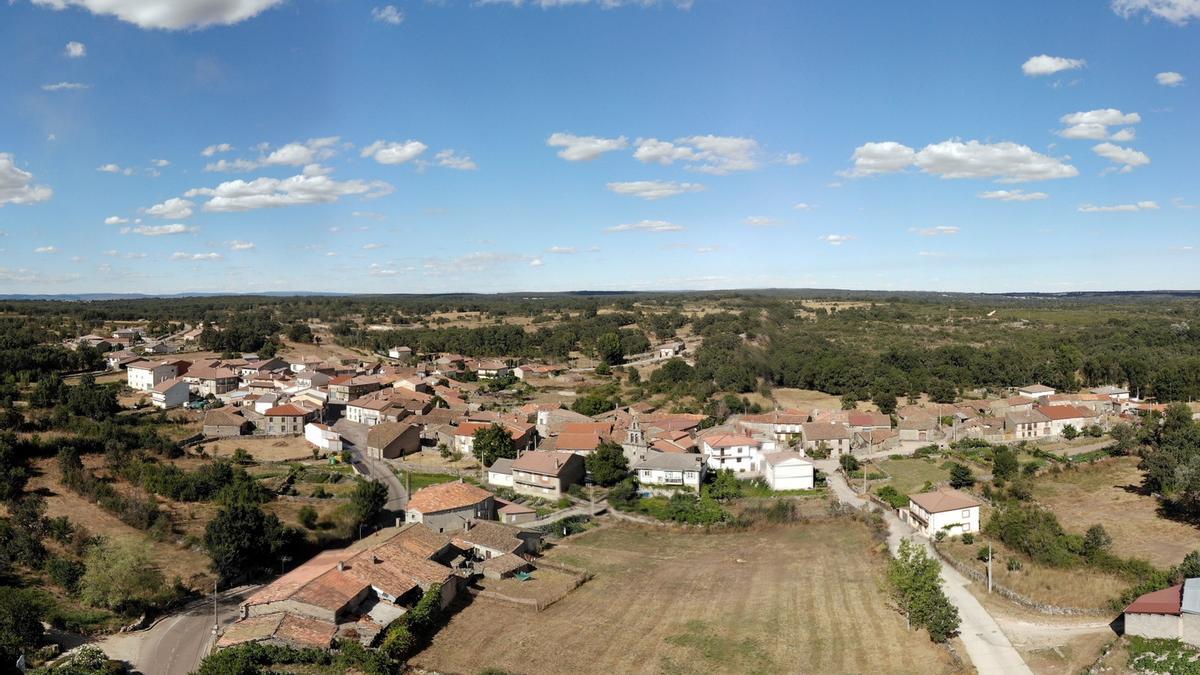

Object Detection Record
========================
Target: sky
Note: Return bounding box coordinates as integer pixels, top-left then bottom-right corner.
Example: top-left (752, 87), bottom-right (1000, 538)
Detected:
top-left (0, 0), bottom-right (1197, 295)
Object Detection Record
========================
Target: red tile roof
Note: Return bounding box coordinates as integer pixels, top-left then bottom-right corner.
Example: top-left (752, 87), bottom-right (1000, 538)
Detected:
top-left (1125, 584), bottom-right (1182, 615)
top-left (406, 481), bottom-right (492, 515)
top-left (264, 404), bottom-right (309, 417)
top-left (908, 488), bottom-right (981, 513)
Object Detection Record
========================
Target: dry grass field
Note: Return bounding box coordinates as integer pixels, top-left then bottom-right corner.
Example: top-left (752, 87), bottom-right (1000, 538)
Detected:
top-left (201, 436), bottom-right (316, 462)
top-left (1033, 457), bottom-right (1200, 568)
top-left (769, 387), bottom-right (848, 411)
top-left (413, 521), bottom-right (962, 675)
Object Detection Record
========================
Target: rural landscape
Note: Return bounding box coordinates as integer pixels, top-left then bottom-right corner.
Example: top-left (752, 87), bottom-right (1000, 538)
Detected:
top-left (4, 0), bottom-right (1199, 673)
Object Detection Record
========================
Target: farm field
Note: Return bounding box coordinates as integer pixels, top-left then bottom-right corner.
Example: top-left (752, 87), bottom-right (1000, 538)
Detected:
top-left (872, 457), bottom-right (952, 495)
top-left (413, 520), bottom-right (962, 675)
top-left (202, 436), bottom-right (316, 462)
top-left (770, 387), bottom-right (852, 412)
top-left (1033, 457), bottom-right (1200, 568)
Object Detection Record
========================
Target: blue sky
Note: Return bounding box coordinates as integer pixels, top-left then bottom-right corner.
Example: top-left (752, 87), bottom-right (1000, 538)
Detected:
top-left (0, 0), bottom-right (1197, 295)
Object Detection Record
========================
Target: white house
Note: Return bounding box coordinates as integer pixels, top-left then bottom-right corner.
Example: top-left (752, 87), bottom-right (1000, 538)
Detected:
top-left (1037, 404), bottom-right (1097, 437)
top-left (905, 488), bottom-right (981, 537)
top-left (761, 452), bottom-right (814, 491)
top-left (475, 360), bottom-right (510, 380)
top-left (1017, 384), bottom-right (1056, 400)
top-left (1124, 579), bottom-right (1200, 646)
top-left (126, 360), bottom-right (178, 392)
top-left (656, 342), bottom-right (684, 359)
top-left (150, 378), bottom-right (189, 409)
top-left (633, 451), bottom-right (706, 492)
top-left (1090, 385), bottom-right (1130, 401)
top-left (699, 434), bottom-right (774, 474)
top-left (486, 458), bottom-right (515, 488)
top-left (304, 422), bottom-right (342, 453)
top-left (388, 346), bottom-right (413, 360)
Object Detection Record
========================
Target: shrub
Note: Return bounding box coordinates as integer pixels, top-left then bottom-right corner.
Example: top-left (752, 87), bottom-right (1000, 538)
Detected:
top-left (977, 546), bottom-right (992, 562)
top-left (298, 505), bottom-right (318, 530)
top-left (47, 556), bottom-right (86, 593)
top-left (961, 533), bottom-right (974, 545)
top-left (1006, 558), bottom-right (1022, 572)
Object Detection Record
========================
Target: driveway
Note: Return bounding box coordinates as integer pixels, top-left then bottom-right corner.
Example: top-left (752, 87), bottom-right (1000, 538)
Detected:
top-left (92, 585), bottom-right (258, 675)
top-left (816, 460), bottom-right (1033, 675)
top-left (331, 418), bottom-right (408, 512)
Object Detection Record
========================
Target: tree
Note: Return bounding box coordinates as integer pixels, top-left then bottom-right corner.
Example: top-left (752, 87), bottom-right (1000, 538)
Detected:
top-left (840, 393), bottom-right (857, 410)
top-left (0, 435), bottom-right (29, 503)
top-left (948, 463), bottom-right (975, 489)
top-left (1109, 422), bottom-right (1137, 456)
top-left (0, 587), bottom-right (46, 666)
top-left (204, 503), bottom-right (289, 585)
top-left (80, 538), bottom-right (165, 612)
top-left (888, 539), bottom-right (960, 643)
top-left (473, 424), bottom-right (517, 468)
top-left (607, 477), bottom-right (640, 509)
top-left (707, 469), bottom-right (742, 501)
top-left (349, 479), bottom-right (388, 527)
top-left (928, 380), bottom-right (957, 404)
top-left (873, 391), bottom-right (898, 416)
top-left (1062, 424), bottom-right (1079, 440)
top-left (991, 446), bottom-right (1018, 481)
top-left (839, 453), bottom-right (861, 473)
top-left (298, 505), bottom-right (318, 530)
top-left (585, 441), bottom-right (628, 487)
top-left (595, 333), bottom-right (624, 366)
top-left (285, 323), bottom-right (314, 343)
top-left (1083, 524), bottom-right (1112, 558)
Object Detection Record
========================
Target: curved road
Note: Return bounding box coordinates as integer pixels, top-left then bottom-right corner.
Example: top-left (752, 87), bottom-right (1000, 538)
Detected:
top-left (331, 418), bottom-right (408, 512)
top-left (816, 460), bottom-right (1034, 675)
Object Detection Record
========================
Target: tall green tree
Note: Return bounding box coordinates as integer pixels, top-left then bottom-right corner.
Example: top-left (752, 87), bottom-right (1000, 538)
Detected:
top-left (473, 424), bottom-right (516, 467)
top-left (80, 538), bottom-right (165, 612)
top-left (888, 539), bottom-right (960, 643)
top-left (204, 503), bottom-right (290, 585)
top-left (585, 441), bottom-right (628, 487)
top-left (350, 479), bottom-right (389, 527)
top-left (0, 587), bottom-right (46, 666)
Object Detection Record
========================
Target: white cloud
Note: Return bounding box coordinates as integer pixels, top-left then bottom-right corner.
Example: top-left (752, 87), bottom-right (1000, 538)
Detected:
top-left (30, 0), bottom-right (285, 30)
top-left (793, 202), bottom-right (814, 210)
top-left (911, 226), bottom-right (960, 236)
top-left (204, 158), bottom-right (259, 172)
top-left (978, 189), bottom-right (1049, 202)
top-left (41, 81), bottom-right (90, 91)
top-left (605, 180), bottom-right (704, 200)
top-left (845, 139), bottom-right (1077, 182)
top-left (606, 219), bottom-right (684, 233)
top-left (151, 158), bottom-right (170, 167)
top-left (528, 258), bottom-right (543, 268)
top-left (547, 133), bottom-right (628, 162)
top-left (372, 5), bottom-right (404, 24)
top-left (96, 163), bottom-right (134, 175)
top-left (121, 224), bottom-right (196, 236)
top-left (1112, 0), bottom-right (1200, 25)
top-left (170, 251), bottom-right (222, 261)
top-left (0, 154), bottom-right (54, 206)
top-left (361, 140), bottom-right (428, 165)
top-left (185, 169), bottom-right (393, 212)
top-left (34, 246), bottom-right (59, 253)
top-left (362, 243), bottom-right (384, 250)
top-left (435, 149), bottom-right (477, 170)
top-left (546, 246), bottom-right (577, 254)
top-left (104, 216), bottom-right (129, 225)
top-left (226, 240), bottom-right (255, 250)
top-left (64, 41), bottom-right (86, 58)
top-left (1078, 201), bottom-right (1159, 212)
top-left (1093, 142), bottom-right (1151, 172)
top-left (201, 143), bottom-right (233, 157)
top-left (1058, 108), bottom-right (1141, 140)
top-left (781, 152), bottom-right (807, 166)
top-left (1022, 54), bottom-right (1086, 76)
top-left (1109, 128), bottom-right (1136, 142)
top-left (204, 138), bottom-right (340, 172)
top-left (633, 135), bottom-right (760, 174)
top-left (818, 234), bottom-right (854, 246)
top-left (1156, 71), bottom-right (1185, 86)
top-left (105, 250), bottom-right (146, 259)
top-left (144, 197), bottom-right (194, 219)
top-left (744, 216), bottom-right (780, 227)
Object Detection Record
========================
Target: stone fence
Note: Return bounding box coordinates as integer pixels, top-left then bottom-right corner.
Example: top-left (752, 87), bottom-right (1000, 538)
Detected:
top-left (931, 542), bottom-right (1110, 616)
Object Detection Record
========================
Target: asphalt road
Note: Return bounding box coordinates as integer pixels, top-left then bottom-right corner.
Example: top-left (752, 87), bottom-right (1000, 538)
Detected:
top-left (94, 586), bottom-right (257, 675)
top-left (331, 418), bottom-right (408, 512)
top-left (817, 461), bottom-right (1033, 675)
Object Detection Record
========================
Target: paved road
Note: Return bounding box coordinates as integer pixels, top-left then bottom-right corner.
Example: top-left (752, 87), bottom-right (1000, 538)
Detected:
top-left (817, 460), bottom-right (1033, 675)
top-left (331, 418), bottom-right (408, 512)
top-left (93, 586), bottom-right (257, 675)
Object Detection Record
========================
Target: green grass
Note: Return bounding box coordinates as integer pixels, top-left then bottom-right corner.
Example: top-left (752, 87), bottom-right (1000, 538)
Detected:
top-left (661, 620), bottom-right (776, 675)
top-left (737, 480), bottom-right (827, 498)
top-left (400, 471), bottom-right (459, 491)
top-left (874, 458), bottom-right (951, 494)
top-left (1128, 636), bottom-right (1200, 675)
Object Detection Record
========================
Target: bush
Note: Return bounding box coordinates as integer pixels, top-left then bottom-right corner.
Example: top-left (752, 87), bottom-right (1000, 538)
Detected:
top-left (1006, 558), bottom-right (1022, 572)
top-left (977, 546), bottom-right (992, 562)
top-left (47, 556), bottom-right (86, 593)
top-left (839, 454), bottom-right (861, 473)
top-left (298, 505), bottom-right (318, 530)
top-left (875, 485), bottom-right (908, 510)
top-left (961, 533), bottom-right (974, 545)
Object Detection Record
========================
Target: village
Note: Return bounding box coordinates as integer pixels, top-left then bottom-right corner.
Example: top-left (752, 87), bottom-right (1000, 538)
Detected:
top-left (47, 318), bottom-right (1200, 675)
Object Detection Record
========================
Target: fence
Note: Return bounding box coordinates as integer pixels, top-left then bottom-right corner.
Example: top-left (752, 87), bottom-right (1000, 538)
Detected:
top-left (931, 542), bottom-right (1110, 616)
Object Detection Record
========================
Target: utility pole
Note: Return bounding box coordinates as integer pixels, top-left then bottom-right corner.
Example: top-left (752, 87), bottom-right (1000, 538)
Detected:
top-left (987, 542), bottom-right (993, 593)
top-left (212, 579), bottom-right (218, 636)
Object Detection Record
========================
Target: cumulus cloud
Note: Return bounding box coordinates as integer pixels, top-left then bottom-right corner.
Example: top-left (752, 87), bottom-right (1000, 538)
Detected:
top-left (104, 216), bottom-right (129, 225)
top-left (1058, 109), bottom-right (1141, 140)
top-left (843, 139), bottom-right (1077, 183)
top-left (793, 202), bottom-right (814, 210)
top-left (41, 81), bottom-right (90, 91)
top-left (1022, 54), bottom-right (1086, 76)
top-left (1093, 142), bottom-right (1151, 172)
top-left (372, 5), bottom-right (403, 23)
top-left (202, 143), bottom-right (233, 157)
top-left (97, 163), bottom-right (134, 175)
top-left (30, 0), bottom-right (285, 30)
top-left (64, 41), bottom-right (86, 58)
top-left (435, 149), bottom-right (477, 170)
top-left (546, 133), bottom-right (628, 162)
top-left (144, 197), bottom-right (194, 219)
top-left (546, 246), bottom-right (577, 254)
top-left (362, 243), bottom-right (384, 250)
top-left (226, 240), bottom-right (255, 250)
top-left (205, 137), bottom-right (340, 172)
top-left (361, 140), bottom-right (428, 165)
top-left (528, 258), bottom-right (543, 268)
top-left (151, 158), bottom-right (170, 167)
top-left (605, 180), bottom-right (704, 200)
top-left (818, 234), bottom-right (854, 246)
top-left (781, 152), bottom-right (807, 166)
top-left (121, 224), bottom-right (196, 236)
top-left (606, 219), bottom-right (685, 233)
top-left (1109, 128), bottom-right (1137, 142)
top-left (184, 167), bottom-right (393, 212)
top-left (1112, 0), bottom-right (1200, 25)
top-left (978, 189), bottom-right (1049, 202)
top-left (744, 216), bottom-right (780, 227)
top-left (911, 226), bottom-right (960, 236)
top-left (633, 135), bottom-right (760, 174)
top-left (0, 154), bottom-right (54, 206)
top-left (34, 246), bottom-right (59, 253)
top-left (1156, 71), bottom-right (1185, 86)
top-left (1078, 201), bottom-right (1159, 212)
top-left (170, 251), bottom-right (222, 261)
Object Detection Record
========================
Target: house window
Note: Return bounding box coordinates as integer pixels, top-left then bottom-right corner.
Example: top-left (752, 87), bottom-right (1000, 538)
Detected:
top-left (961, 510), bottom-right (970, 518)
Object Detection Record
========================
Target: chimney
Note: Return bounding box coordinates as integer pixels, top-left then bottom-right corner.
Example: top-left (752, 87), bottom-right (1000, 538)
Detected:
top-left (395, 516), bottom-right (402, 527)
top-left (337, 561), bottom-right (345, 572)
top-left (462, 520), bottom-right (472, 532)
